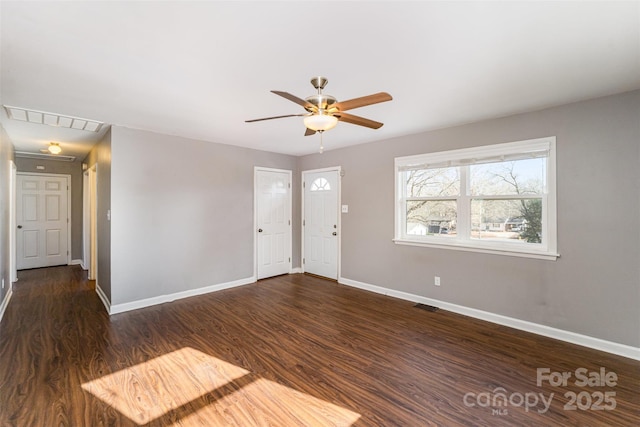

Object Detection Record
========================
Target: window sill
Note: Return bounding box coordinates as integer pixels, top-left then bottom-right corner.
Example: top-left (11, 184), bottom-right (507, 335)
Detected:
top-left (393, 238), bottom-right (559, 261)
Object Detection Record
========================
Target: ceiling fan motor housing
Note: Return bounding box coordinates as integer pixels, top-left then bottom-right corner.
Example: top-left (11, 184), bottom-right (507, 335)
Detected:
top-left (304, 94), bottom-right (337, 113)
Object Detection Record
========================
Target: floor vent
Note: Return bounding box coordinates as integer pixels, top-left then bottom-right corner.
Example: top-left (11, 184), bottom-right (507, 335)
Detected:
top-left (414, 303), bottom-right (439, 312)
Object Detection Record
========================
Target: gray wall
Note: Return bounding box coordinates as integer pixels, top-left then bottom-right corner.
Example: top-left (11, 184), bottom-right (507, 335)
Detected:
top-left (300, 90), bottom-right (640, 348)
top-left (84, 129), bottom-right (112, 301)
top-left (14, 157), bottom-right (83, 261)
top-left (109, 126), bottom-right (299, 306)
top-left (0, 124), bottom-right (14, 310)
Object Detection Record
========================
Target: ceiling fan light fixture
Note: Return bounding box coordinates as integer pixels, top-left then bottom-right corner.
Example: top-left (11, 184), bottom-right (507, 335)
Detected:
top-left (303, 113), bottom-right (338, 132)
top-left (48, 142), bottom-right (62, 154)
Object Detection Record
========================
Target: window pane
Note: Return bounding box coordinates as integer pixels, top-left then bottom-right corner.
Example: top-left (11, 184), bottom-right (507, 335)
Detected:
top-left (406, 167), bottom-right (460, 197)
top-left (406, 200), bottom-right (457, 237)
top-left (310, 177), bottom-right (330, 191)
top-left (470, 199), bottom-right (542, 243)
top-left (470, 158), bottom-right (545, 196)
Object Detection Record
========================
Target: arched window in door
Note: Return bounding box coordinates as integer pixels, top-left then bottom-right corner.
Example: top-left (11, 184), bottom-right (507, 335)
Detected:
top-left (310, 177), bottom-right (331, 191)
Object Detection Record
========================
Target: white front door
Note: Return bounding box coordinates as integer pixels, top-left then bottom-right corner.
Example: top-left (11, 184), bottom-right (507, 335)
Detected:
top-left (16, 174), bottom-right (70, 270)
top-left (256, 168), bottom-right (291, 279)
top-left (303, 169), bottom-right (339, 280)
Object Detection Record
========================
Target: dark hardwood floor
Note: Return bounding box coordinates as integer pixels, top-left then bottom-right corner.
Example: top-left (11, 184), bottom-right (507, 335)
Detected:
top-left (0, 266), bottom-right (638, 426)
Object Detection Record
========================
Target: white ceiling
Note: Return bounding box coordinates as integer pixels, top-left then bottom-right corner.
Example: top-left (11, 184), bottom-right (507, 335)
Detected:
top-left (1, 1), bottom-right (639, 158)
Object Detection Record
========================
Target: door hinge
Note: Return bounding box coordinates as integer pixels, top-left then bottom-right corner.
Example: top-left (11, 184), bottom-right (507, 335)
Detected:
top-left (303, 258), bottom-right (305, 264)
top-left (303, 219), bottom-right (305, 226)
top-left (288, 183), bottom-right (291, 189)
top-left (289, 257), bottom-right (291, 263)
top-left (288, 219), bottom-right (291, 226)
top-left (303, 181), bottom-right (305, 188)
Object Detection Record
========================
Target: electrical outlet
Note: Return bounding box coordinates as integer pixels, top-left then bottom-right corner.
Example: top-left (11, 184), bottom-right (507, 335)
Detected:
top-left (434, 276), bottom-right (441, 286)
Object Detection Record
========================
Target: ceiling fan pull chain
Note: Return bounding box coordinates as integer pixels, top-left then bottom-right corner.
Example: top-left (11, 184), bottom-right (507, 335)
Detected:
top-left (319, 131), bottom-right (324, 154)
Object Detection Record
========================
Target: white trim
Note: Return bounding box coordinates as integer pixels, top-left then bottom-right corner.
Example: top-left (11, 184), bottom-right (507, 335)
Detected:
top-left (254, 167), bottom-right (293, 280)
top-left (82, 169), bottom-right (89, 271)
top-left (9, 161), bottom-right (17, 282)
top-left (109, 276), bottom-right (256, 315)
top-left (0, 287), bottom-right (12, 323)
top-left (393, 239), bottom-right (559, 261)
top-left (396, 137), bottom-right (552, 169)
top-left (90, 165), bottom-right (97, 281)
top-left (339, 277), bottom-right (640, 361)
top-left (290, 267), bottom-right (303, 274)
top-left (70, 259), bottom-right (83, 265)
top-left (301, 166), bottom-right (342, 279)
top-left (95, 283), bottom-right (110, 314)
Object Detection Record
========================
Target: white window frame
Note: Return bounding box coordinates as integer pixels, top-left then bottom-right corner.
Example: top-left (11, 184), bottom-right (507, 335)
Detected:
top-left (394, 137), bottom-right (558, 260)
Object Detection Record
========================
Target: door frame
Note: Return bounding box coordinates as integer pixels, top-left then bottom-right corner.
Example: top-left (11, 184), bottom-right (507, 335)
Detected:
top-left (9, 161), bottom-right (17, 282)
top-left (82, 165), bottom-right (97, 279)
top-left (254, 166), bottom-right (293, 280)
top-left (16, 172), bottom-right (72, 267)
top-left (301, 166), bottom-right (342, 279)
top-left (82, 165), bottom-right (98, 280)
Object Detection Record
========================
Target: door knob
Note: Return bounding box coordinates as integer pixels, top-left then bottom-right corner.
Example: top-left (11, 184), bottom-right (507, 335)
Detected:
top-left (332, 231), bottom-right (337, 236)
top-left (258, 228), bottom-right (263, 233)
top-left (17, 225), bottom-right (22, 229)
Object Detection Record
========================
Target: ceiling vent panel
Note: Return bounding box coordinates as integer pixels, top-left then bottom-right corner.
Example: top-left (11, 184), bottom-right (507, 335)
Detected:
top-left (84, 121), bottom-right (100, 132)
top-left (11, 108), bottom-right (27, 121)
top-left (71, 119), bottom-right (87, 130)
top-left (15, 151), bottom-right (76, 162)
top-left (58, 116), bottom-right (73, 127)
top-left (27, 111), bottom-right (43, 123)
top-left (44, 114), bottom-right (59, 126)
top-left (3, 105), bottom-right (104, 133)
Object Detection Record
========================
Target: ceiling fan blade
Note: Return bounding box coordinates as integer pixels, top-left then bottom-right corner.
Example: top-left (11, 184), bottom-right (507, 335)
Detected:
top-left (333, 92), bottom-right (392, 112)
top-left (245, 114), bottom-right (306, 123)
top-left (271, 91), bottom-right (316, 110)
top-left (335, 112), bottom-right (384, 129)
top-left (304, 128), bottom-right (316, 136)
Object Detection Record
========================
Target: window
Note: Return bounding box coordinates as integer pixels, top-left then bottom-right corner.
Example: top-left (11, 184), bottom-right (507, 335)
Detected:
top-left (395, 137), bottom-right (557, 260)
top-left (310, 177), bottom-right (331, 191)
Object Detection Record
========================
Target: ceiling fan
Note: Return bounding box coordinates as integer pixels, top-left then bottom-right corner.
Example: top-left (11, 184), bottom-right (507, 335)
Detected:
top-left (246, 76), bottom-right (392, 152)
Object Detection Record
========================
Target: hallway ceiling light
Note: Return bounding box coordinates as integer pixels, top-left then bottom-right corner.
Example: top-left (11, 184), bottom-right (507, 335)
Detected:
top-left (47, 142), bottom-right (62, 154)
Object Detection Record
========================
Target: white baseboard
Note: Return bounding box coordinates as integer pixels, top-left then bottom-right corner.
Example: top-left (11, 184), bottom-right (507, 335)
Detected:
top-left (109, 276), bottom-right (257, 315)
top-left (339, 277), bottom-right (640, 361)
top-left (95, 283), bottom-right (111, 314)
top-left (0, 287), bottom-right (13, 324)
top-left (290, 267), bottom-right (303, 274)
top-left (70, 259), bottom-right (83, 266)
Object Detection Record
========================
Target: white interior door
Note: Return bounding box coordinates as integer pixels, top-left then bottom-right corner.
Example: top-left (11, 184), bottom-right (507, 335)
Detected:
top-left (256, 168), bottom-right (291, 280)
top-left (16, 174), bottom-right (69, 270)
top-left (303, 169), bottom-right (339, 280)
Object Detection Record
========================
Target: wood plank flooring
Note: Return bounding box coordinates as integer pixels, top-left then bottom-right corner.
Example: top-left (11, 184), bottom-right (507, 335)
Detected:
top-left (0, 266), bottom-right (638, 426)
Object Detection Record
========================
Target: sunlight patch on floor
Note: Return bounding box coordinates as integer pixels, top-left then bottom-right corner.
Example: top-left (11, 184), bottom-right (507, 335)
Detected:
top-left (82, 347), bottom-right (361, 426)
top-left (82, 347), bottom-right (250, 424)
top-left (177, 377), bottom-right (361, 426)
